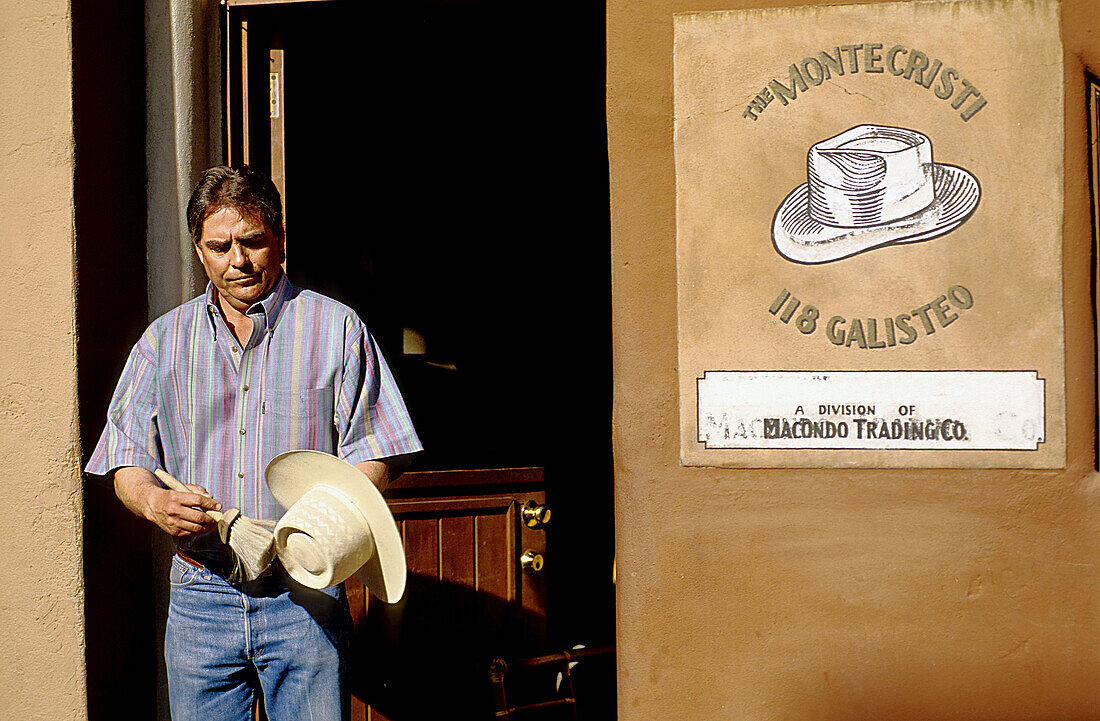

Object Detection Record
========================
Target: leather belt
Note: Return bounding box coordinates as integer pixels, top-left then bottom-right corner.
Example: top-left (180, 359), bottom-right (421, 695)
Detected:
top-left (175, 548), bottom-right (287, 583)
top-left (175, 549), bottom-right (207, 570)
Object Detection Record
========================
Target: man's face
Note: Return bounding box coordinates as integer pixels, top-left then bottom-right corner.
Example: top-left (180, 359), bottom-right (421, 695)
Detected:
top-left (194, 206), bottom-right (283, 314)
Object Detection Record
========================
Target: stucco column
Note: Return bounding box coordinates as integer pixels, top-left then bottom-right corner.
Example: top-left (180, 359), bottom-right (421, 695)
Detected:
top-left (0, 2), bottom-right (88, 720)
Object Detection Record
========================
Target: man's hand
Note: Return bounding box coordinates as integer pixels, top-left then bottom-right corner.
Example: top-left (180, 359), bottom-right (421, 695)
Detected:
top-left (114, 466), bottom-right (221, 538)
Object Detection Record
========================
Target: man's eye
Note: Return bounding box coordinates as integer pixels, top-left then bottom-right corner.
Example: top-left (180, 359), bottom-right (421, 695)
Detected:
top-left (208, 244), bottom-right (230, 253)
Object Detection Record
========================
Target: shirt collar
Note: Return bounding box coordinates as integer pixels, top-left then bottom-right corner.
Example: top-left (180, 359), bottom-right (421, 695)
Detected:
top-left (204, 271), bottom-right (293, 339)
top-left (246, 271), bottom-right (292, 327)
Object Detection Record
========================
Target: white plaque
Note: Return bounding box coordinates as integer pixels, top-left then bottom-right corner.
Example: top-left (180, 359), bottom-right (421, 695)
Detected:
top-left (697, 371), bottom-right (1045, 451)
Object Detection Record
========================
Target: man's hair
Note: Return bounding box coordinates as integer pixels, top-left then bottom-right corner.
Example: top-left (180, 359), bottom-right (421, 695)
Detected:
top-left (186, 165), bottom-right (284, 244)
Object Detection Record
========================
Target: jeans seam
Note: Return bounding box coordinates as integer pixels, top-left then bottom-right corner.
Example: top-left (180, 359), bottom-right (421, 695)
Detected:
top-left (257, 593), bottom-right (266, 660)
top-left (240, 590), bottom-right (252, 660)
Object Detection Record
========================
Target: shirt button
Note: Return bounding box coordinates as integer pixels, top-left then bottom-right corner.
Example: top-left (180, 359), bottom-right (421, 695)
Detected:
top-left (243, 385), bottom-right (250, 391)
top-left (232, 347), bottom-right (239, 353)
top-left (238, 472), bottom-right (245, 478)
top-left (239, 428), bottom-right (246, 435)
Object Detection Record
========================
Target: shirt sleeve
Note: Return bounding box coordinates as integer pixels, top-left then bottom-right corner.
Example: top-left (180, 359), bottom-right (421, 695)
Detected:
top-left (335, 321), bottom-right (423, 465)
top-left (85, 332), bottom-right (163, 476)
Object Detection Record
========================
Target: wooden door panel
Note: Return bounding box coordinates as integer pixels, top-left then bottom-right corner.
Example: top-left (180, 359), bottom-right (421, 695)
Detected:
top-left (440, 515), bottom-right (475, 588)
top-left (401, 518), bottom-right (439, 577)
top-left (349, 470), bottom-right (547, 719)
top-left (476, 510), bottom-right (514, 601)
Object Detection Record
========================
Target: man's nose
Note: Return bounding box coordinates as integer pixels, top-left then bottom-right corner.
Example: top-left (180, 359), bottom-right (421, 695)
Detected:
top-left (229, 243), bottom-right (249, 267)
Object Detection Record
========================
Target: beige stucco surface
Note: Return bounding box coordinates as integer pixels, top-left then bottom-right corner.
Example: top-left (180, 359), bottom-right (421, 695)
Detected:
top-left (610, 0), bottom-right (1100, 718)
top-left (0, 2), bottom-right (87, 720)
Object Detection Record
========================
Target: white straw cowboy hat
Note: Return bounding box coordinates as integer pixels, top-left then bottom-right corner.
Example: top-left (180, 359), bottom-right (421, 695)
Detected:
top-left (772, 124), bottom-right (980, 264)
top-left (266, 450), bottom-right (406, 602)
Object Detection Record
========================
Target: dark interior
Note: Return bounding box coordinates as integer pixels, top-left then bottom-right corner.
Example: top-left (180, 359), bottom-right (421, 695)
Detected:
top-left (241, 0), bottom-right (616, 662)
top-left (252, 1), bottom-right (610, 474)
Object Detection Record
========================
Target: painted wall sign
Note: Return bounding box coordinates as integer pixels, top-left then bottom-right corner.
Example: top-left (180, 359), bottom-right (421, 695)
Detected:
top-left (675, 0), bottom-right (1065, 468)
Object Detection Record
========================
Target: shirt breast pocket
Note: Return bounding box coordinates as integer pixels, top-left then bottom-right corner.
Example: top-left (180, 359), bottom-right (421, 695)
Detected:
top-left (266, 387), bottom-right (336, 452)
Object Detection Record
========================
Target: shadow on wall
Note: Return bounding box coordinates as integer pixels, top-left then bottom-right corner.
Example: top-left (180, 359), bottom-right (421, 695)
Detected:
top-left (72, 1), bottom-right (156, 720)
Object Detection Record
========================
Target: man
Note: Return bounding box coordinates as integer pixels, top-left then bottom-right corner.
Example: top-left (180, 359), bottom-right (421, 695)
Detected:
top-left (86, 165), bottom-right (422, 720)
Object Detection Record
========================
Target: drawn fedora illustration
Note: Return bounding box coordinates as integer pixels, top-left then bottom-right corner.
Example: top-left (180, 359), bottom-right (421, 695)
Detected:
top-left (772, 124), bottom-right (981, 264)
top-left (266, 449), bottom-right (406, 601)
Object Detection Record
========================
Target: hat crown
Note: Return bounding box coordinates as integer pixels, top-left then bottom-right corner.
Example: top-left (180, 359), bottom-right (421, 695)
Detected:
top-left (267, 450), bottom-right (407, 600)
top-left (275, 484), bottom-right (376, 590)
top-left (807, 125), bottom-right (934, 228)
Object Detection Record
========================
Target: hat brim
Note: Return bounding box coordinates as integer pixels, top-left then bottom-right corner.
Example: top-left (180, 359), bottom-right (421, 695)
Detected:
top-left (772, 164), bottom-right (980, 264)
top-left (266, 450), bottom-right (406, 603)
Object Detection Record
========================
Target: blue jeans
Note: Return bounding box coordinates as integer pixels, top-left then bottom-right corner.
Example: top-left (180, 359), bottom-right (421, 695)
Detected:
top-left (165, 554), bottom-right (351, 721)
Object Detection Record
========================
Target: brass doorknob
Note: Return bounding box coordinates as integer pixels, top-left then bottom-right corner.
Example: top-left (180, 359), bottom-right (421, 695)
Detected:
top-left (520, 550), bottom-right (544, 574)
top-left (521, 500), bottom-right (551, 529)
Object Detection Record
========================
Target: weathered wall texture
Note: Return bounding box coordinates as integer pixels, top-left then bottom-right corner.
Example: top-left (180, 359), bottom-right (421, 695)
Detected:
top-left (609, 0), bottom-right (1100, 718)
top-left (0, 2), bottom-right (87, 721)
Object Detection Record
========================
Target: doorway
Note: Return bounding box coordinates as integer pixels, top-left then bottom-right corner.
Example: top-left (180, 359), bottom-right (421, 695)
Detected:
top-left (226, 0), bottom-right (614, 715)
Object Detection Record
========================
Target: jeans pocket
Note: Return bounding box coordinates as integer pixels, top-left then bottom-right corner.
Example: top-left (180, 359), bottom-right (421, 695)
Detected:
top-left (169, 555), bottom-right (204, 589)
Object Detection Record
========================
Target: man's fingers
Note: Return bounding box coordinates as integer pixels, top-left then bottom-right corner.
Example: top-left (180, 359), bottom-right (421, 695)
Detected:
top-left (144, 487), bottom-right (219, 537)
top-left (183, 483), bottom-right (214, 498)
top-left (170, 490), bottom-right (222, 513)
top-left (165, 507), bottom-right (218, 537)
top-left (175, 504), bottom-right (215, 526)
top-left (169, 518), bottom-right (212, 536)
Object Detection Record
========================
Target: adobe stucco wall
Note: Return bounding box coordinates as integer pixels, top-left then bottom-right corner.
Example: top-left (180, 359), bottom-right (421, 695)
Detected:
top-left (609, 0), bottom-right (1100, 718)
top-left (0, 3), bottom-right (87, 721)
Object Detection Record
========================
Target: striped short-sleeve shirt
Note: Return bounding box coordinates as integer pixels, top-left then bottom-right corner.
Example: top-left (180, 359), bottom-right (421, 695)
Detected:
top-left (86, 272), bottom-right (422, 521)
